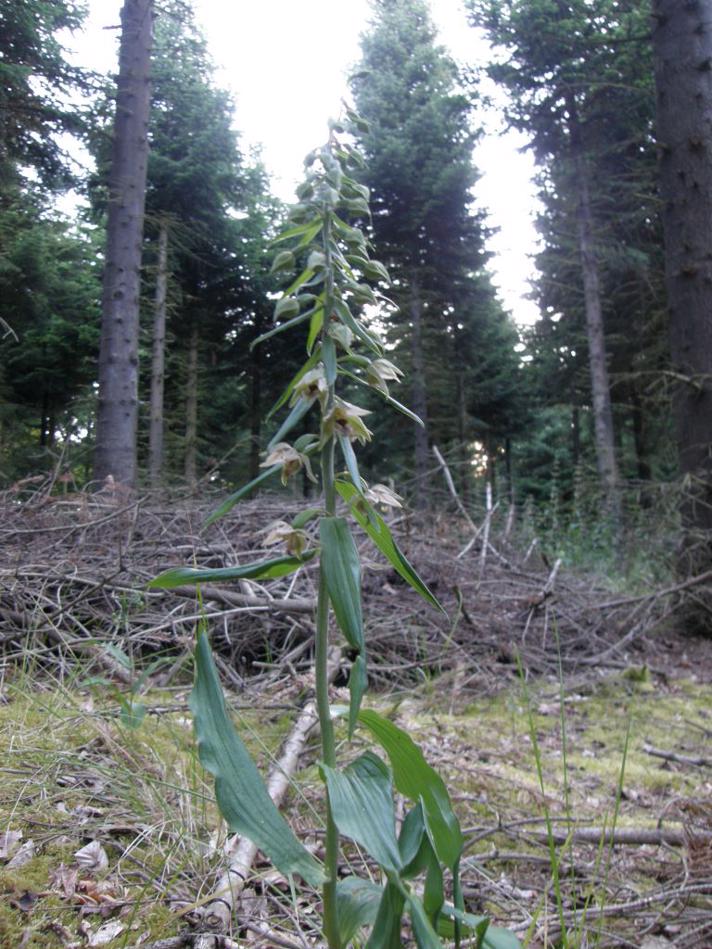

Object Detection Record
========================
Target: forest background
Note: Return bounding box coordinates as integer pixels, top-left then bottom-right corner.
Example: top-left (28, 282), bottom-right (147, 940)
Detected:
top-left (0, 0), bottom-right (709, 586)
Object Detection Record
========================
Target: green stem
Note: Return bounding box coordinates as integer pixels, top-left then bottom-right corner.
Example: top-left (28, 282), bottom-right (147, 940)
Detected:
top-left (316, 198), bottom-right (340, 949)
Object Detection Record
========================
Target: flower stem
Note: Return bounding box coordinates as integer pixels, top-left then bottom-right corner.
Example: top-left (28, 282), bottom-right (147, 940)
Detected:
top-left (316, 199), bottom-right (340, 948)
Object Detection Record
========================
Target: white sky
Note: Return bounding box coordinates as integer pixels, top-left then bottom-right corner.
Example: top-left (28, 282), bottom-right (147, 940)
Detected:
top-left (67, 0), bottom-right (540, 323)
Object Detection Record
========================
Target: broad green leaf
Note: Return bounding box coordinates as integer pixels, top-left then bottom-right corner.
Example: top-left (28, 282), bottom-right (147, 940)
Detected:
top-left (398, 808), bottom-right (445, 924)
top-left (322, 336), bottom-right (337, 385)
top-left (336, 481), bottom-right (445, 613)
top-left (250, 307), bottom-right (312, 350)
top-left (365, 882), bottom-right (405, 949)
top-left (190, 630), bottom-right (324, 886)
top-left (149, 551), bottom-right (316, 589)
top-left (407, 894), bottom-right (444, 949)
top-left (320, 516), bottom-right (364, 652)
top-left (338, 435), bottom-right (362, 494)
top-left (267, 347), bottom-right (322, 420)
top-left (203, 465), bottom-right (280, 527)
top-left (267, 397), bottom-right (311, 450)
top-left (333, 298), bottom-right (383, 355)
top-left (348, 653), bottom-right (368, 739)
top-left (336, 877), bottom-right (382, 946)
top-left (438, 906), bottom-right (521, 949)
top-left (306, 307), bottom-right (324, 353)
top-left (399, 803), bottom-right (427, 871)
top-left (322, 752), bottom-right (402, 873)
top-left (357, 709), bottom-right (463, 870)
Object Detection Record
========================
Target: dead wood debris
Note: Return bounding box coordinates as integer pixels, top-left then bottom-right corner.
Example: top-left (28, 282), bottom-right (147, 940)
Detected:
top-left (1, 480), bottom-right (707, 692)
top-left (2, 480), bottom-right (712, 948)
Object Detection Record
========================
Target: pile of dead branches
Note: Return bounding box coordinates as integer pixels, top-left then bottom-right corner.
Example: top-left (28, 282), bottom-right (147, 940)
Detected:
top-left (0, 475), bottom-right (707, 692)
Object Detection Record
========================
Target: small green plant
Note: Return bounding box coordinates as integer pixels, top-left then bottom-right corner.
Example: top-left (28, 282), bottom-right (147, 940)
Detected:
top-left (151, 117), bottom-right (520, 949)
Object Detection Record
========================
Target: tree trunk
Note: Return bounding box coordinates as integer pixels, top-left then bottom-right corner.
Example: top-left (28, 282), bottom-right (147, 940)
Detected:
top-left (248, 343), bottom-right (262, 482)
top-left (652, 0), bottom-right (712, 608)
top-left (184, 321), bottom-right (199, 489)
top-left (94, 0), bottom-right (153, 488)
top-left (148, 221), bottom-right (168, 488)
top-left (566, 98), bottom-right (619, 506)
top-left (456, 365), bottom-right (470, 506)
top-left (571, 401), bottom-right (580, 469)
top-left (409, 272), bottom-right (430, 507)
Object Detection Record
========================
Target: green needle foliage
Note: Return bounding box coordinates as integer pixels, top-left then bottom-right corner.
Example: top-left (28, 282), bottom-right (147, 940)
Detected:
top-left (152, 118), bottom-right (520, 949)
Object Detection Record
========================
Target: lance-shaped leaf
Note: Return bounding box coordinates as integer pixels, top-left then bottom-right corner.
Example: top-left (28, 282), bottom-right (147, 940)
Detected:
top-left (342, 369), bottom-right (424, 427)
top-left (347, 653), bottom-right (367, 739)
top-left (365, 882), bottom-right (406, 949)
top-left (407, 894), bottom-right (444, 949)
top-left (322, 336), bottom-right (337, 385)
top-left (203, 464), bottom-right (280, 528)
top-left (267, 397), bottom-right (312, 450)
top-left (333, 298), bottom-right (383, 355)
top-left (322, 752), bottom-right (402, 874)
top-left (336, 481), bottom-right (445, 614)
top-left (149, 551), bottom-right (316, 589)
top-left (250, 307), bottom-right (313, 350)
top-left (437, 907), bottom-right (521, 949)
top-left (357, 709), bottom-right (463, 871)
top-left (319, 516), bottom-right (364, 652)
top-left (190, 630), bottom-right (324, 886)
top-left (336, 877), bottom-right (382, 946)
top-left (270, 217), bottom-right (322, 247)
top-left (338, 435), bottom-right (363, 494)
top-left (306, 307), bottom-right (324, 353)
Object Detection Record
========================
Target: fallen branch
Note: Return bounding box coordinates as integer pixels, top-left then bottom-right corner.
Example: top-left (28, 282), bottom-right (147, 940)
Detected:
top-left (643, 743), bottom-right (711, 768)
top-left (432, 445), bottom-right (477, 533)
top-left (169, 584), bottom-right (315, 615)
top-left (530, 825), bottom-right (709, 847)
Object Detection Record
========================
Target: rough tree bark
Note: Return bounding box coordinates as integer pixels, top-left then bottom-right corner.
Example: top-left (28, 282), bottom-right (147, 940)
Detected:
top-left (148, 220), bottom-right (168, 488)
top-left (653, 0), bottom-right (712, 619)
top-left (566, 95), bottom-right (620, 506)
top-left (410, 271), bottom-right (430, 507)
top-left (184, 321), bottom-right (199, 489)
top-left (248, 339), bottom-right (262, 482)
top-left (94, 0), bottom-right (153, 488)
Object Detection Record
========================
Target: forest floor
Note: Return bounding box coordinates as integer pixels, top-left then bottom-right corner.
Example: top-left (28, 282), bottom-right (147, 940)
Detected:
top-left (1, 483), bottom-right (711, 949)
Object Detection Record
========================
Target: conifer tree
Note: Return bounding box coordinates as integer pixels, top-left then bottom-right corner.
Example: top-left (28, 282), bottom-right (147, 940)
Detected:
top-left (469, 0), bottom-right (655, 509)
top-left (353, 0), bottom-right (517, 502)
top-left (94, 0), bottom-right (154, 488)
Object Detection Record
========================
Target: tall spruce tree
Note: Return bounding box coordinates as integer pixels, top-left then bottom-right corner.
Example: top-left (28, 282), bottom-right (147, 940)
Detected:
top-left (653, 0), bottom-right (712, 621)
top-left (143, 2), bottom-right (244, 486)
top-left (353, 0), bottom-right (517, 504)
top-left (469, 0), bottom-right (655, 510)
top-left (94, 0), bottom-right (153, 488)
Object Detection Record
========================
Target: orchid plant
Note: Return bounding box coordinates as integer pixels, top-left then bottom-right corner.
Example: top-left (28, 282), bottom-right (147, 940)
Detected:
top-left (151, 116), bottom-right (519, 949)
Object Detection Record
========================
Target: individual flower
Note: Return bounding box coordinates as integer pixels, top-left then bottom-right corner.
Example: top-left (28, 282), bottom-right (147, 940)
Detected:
top-left (366, 358), bottom-right (403, 395)
top-left (290, 365), bottom-right (328, 409)
top-left (365, 483), bottom-right (402, 509)
top-left (260, 442), bottom-right (316, 486)
top-left (260, 520), bottom-right (309, 557)
top-left (329, 321), bottom-right (353, 352)
top-left (324, 397), bottom-right (372, 444)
